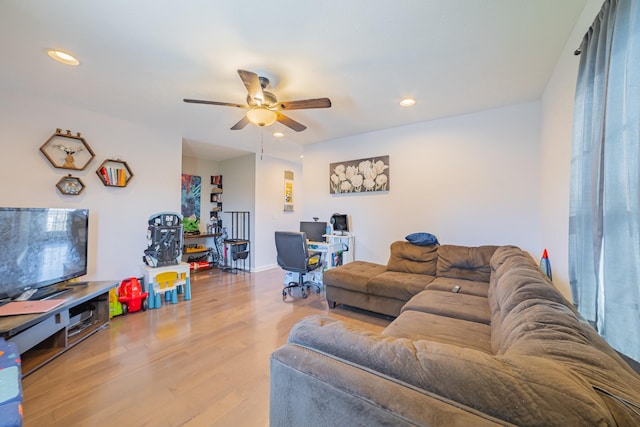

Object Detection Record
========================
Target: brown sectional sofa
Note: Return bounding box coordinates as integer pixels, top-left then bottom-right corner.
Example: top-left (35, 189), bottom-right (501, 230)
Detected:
top-left (324, 241), bottom-right (497, 317)
top-left (269, 243), bottom-right (640, 426)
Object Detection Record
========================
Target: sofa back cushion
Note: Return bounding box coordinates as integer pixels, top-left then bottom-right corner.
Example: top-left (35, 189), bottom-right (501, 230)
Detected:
top-left (490, 247), bottom-right (550, 352)
top-left (386, 241), bottom-right (438, 275)
top-left (487, 246), bottom-right (640, 422)
top-left (436, 245), bottom-right (497, 282)
top-left (488, 246), bottom-right (588, 355)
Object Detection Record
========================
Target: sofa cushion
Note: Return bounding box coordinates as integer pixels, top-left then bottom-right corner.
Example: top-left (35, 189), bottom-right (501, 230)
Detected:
top-left (436, 245), bottom-right (497, 282)
top-left (498, 299), bottom-right (640, 425)
top-left (386, 241), bottom-right (438, 275)
top-left (402, 290), bottom-right (491, 325)
top-left (322, 261), bottom-right (387, 293)
top-left (426, 277), bottom-right (489, 298)
top-left (326, 286), bottom-right (408, 317)
top-left (488, 245), bottom-right (575, 353)
top-left (287, 315), bottom-right (619, 426)
top-left (383, 310), bottom-right (493, 354)
top-left (270, 344), bottom-right (507, 427)
top-left (495, 296), bottom-right (595, 360)
top-left (367, 271), bottom-right (434, 301)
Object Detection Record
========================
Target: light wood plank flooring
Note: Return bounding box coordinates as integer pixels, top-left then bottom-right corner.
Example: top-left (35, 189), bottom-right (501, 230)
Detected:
top-left (21, 268), bottom-right (391, 427)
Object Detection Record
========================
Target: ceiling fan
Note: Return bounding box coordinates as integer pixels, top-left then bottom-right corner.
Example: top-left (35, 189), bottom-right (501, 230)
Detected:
top-left (184, 69), bottom-right (332, 132)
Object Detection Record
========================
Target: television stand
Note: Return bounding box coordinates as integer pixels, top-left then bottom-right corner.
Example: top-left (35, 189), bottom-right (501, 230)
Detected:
top-left (0, 281), bottom-right (117, 376)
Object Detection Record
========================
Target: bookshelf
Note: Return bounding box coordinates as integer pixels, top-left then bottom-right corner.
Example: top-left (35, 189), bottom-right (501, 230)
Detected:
top-left (210, 175), bottom-right (223, 233)
top-left (96, 159), bottom-right (133, 187)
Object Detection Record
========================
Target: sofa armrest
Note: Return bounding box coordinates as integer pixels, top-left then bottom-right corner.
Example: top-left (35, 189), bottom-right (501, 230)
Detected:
top-left (270, 344), bottom-right (509, 427)
top-left (287, 315), bottom-right (615, 426)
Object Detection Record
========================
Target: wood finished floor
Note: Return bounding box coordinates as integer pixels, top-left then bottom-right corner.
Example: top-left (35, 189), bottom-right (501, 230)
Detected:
top-left (21, 268), bottom-right (392, 427)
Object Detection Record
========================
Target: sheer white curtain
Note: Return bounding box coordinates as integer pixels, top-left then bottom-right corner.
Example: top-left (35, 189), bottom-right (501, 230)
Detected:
top-left (569, 0), bottom-right (640, 362)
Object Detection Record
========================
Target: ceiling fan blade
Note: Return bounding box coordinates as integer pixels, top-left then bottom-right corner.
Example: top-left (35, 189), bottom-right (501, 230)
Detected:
top-left (237, 69), bottom-right (265, 105)
top-left (183, 98), bottom-right (245, 108)
top-left (230, 116), bottom-right (250, 130)
top-left (276, 112), bottom-right (307, 132)
top-left (278, 98), bottom-right (332, 110)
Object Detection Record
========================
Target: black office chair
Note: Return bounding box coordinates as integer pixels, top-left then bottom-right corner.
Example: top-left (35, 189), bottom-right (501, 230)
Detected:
top-left (275, 231), bottom-right (323, 300)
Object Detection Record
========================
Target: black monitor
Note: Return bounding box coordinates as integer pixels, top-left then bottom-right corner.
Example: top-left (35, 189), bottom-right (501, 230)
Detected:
top-left (300, 221), bottom-right (327, 243)
top-left (331, 213), bottom-right (349, 235)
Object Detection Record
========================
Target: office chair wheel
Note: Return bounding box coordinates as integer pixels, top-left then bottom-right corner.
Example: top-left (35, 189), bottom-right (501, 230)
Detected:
top-left (302, 290), bottom-right (308, 299)
top-left (282, 290), bottom-right (287, 300)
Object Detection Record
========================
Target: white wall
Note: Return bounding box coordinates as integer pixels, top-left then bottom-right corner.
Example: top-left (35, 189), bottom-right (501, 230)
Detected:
top-left (0, 88), bottom-right (181, 282)
top-left (254, 156), bottom-right (303, 271)
top-left (2, 2), bottom-right (602, 287)
top-left (181, 155), bottom-right (221, 233)
top-left (303, 101), bottom-right (542, 265)
top-left (540, 0), bottom-right (603, 300)
top-left (220, 154), bottom-right (256, 268)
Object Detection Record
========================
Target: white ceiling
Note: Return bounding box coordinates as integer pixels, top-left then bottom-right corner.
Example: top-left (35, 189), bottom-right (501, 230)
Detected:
top-left (0, 1), bottom-right (587, 163)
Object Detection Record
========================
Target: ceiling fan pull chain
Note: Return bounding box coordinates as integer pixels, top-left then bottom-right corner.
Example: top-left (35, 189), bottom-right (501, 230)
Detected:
top-left (260, 127), bottom-right (264, 160)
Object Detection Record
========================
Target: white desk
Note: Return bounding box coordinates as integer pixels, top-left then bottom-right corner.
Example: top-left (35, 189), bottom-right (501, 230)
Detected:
top-left (282, 242), bottom-right (335, 287)
top-left (282, 236), bottom-right (355, 287)
top-left (309, 233), bottom-right (355, 268)
top-left (307, 241), bottom-right (342, 269)
top-left (326, 233), bottom-right (355, 264)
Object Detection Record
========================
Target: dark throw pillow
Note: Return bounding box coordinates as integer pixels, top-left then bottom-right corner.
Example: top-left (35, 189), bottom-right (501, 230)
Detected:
top-left (405, 232), bottom-right (439, 246)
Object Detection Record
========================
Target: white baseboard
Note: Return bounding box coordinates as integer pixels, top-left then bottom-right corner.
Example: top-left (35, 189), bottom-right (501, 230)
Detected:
top-left (252, 264), bottom-right (279, 273)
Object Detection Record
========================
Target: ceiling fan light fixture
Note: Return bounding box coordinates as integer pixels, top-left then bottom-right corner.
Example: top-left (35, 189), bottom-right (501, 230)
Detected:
top-left (246, 108), bottom-right (277, 127)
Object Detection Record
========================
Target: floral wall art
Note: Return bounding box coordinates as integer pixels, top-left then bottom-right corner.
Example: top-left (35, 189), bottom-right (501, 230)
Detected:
top-left (329, 155), bottom-right (389, 194)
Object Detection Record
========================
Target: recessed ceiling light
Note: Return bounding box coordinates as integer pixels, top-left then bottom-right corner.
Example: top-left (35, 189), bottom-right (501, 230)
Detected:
top-left (399, 97), bottom-right (416, 107)
top-left (47, 49), bottom-right (80, 66)
top-left (273, 132), bottom-right (284, 138)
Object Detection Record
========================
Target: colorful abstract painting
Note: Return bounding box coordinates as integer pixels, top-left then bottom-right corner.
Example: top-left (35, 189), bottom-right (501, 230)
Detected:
top-left (181, 174), bottom-right (201, 221)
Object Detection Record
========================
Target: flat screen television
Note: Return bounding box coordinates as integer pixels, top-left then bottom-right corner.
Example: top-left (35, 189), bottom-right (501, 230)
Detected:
top-left (300, 221), bottom-right (327, 243)
top-left (0, 207), bottom-right (89, 300)
top-left (331, 213), bottom-right (349, 235)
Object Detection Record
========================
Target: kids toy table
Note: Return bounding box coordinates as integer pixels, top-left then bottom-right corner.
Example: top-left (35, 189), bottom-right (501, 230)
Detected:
top-left (141, 263), bottom-right (191, 309)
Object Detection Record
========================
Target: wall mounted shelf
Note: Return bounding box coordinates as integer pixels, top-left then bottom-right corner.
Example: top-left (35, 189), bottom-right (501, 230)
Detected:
top-left (40, 128), bottom-right (95, 171)
top-left (56, 175), bottom-right (86, 195)
top-left (96, 159), bottom-right (133, 187)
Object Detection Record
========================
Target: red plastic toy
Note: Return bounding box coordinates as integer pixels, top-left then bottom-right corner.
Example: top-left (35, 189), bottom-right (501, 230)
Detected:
top-left (117, 277), bottom-right (148, 314)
